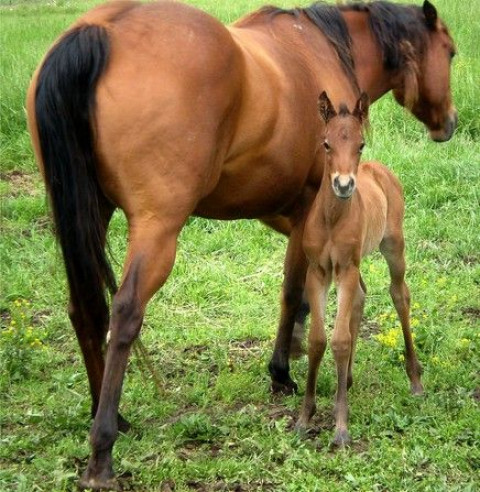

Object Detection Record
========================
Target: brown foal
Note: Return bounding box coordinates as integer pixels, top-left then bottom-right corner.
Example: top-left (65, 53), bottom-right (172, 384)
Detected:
top-left (296, 92), bottom-right (424, 447)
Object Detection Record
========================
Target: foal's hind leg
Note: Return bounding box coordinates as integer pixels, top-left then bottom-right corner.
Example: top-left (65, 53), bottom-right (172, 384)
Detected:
top-left (380, 237), bottom-right (423, 395)
top-left (79, 220), bottom-right (181, 490)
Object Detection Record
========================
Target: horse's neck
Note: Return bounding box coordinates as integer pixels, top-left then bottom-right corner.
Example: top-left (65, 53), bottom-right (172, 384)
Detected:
top-left (342, 11), bottom-right (395, 102)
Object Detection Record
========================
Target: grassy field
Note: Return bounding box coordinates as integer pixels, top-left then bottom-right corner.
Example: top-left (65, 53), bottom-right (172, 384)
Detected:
top-left (1, 0), bottom-right (479, 491)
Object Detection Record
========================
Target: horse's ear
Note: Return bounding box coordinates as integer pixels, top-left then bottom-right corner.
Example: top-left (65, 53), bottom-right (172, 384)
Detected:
top-left (423, 0), bottom-right (437, 30)
top-left (353, 92), bottom-right (369, 123)
top-left (318, 91), bottom-right (336, 123)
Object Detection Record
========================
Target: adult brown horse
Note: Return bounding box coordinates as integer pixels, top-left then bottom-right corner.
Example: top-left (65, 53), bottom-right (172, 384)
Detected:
top-left (27, 0), bottom-right (456, 488)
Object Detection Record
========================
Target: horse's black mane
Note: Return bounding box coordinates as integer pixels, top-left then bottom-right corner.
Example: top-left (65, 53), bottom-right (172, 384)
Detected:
top-left (260, 1), bottom-right (429, 80)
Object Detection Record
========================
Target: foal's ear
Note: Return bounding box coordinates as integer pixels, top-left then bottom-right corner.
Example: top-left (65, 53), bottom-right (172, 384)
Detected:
top-left (423, 0), bottom-right (438, 30)
top-left (318, 91), bottom-right (337, 123)
top-left (353, 92), bottom-right (369, 123)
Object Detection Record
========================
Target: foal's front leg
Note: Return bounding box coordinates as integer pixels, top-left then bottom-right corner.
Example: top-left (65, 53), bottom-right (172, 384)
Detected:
top-left (331, 266), bottom-right (360, 447)
top-left (296, 266), bottom-right (330, 432)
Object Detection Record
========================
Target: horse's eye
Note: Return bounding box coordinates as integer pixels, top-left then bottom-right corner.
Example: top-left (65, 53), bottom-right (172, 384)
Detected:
top-left (359, 142), bottom-right (365, 153)
top-left (323, 141), bottom-right (331, 152)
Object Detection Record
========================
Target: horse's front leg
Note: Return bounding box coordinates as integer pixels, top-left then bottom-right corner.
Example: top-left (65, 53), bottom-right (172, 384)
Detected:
top-left (260, 215), bottom-right (309, 359)
top-left (331, 265), bottom-right (360, 447)
top-left (268, 218), bottom-right (308, 394)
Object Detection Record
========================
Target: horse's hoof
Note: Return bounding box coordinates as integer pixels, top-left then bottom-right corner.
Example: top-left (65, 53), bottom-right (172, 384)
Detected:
top-left (294, 421), bottom-right (309, 439)
top-left (79, 460), bottom-right (119, 491)
top-left (270, 378), bottom-right (298, 395)
top-left (411, 383), bottom-right (424, 396)
top-left (117, 413), bottom-right (131, 433)
top-left (78, 474), bottom-right (120, 491)
top-left (330, 430), bottom-right (351, 449)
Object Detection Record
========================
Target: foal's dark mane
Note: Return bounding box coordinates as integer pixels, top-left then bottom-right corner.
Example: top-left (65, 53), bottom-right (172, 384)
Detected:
top-left (253, 1), bottom-right (429, 80)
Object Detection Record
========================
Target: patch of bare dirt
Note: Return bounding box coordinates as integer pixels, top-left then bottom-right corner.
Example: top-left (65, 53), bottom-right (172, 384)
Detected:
top-left (461, 307), bottom-right (480, 321)
top-left (176, 441), bottom-right (222, 461)
top-left (31, 309), bottom-right (53, 326)
top-left (186, 480), bottom-right (277, 491)
top-left (473, 387), bottom-right (480, 403)
top-left (160, 480), bottom-right (176, 492)
top-left (228, 338), bottom-right (266, 362)
top-left (0, 170), bottom-right (41, 197)
top-left (461, 255), bottom-right (479, 266)
top-left (359, 318), bottom-right (381, 339)
top-left (183, 344), bottom-right (209, 355)
top-left (229, 338), bottom-right (264, 350)
top-left (0, 308), bottom-right (11, 325)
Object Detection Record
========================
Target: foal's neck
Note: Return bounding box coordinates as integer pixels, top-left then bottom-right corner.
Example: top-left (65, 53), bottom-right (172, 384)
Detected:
top-left (317, 175), bottom-right (357, 228)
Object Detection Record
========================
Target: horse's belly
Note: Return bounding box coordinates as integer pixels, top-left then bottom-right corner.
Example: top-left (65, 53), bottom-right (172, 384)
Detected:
top-left (194, 155), bottom-right (311, 219)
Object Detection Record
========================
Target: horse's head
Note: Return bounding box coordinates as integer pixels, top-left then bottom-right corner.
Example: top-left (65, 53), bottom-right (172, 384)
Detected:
top-left (392, 1), bottom-right (457, 142)
top-left (318, 91), bottom-right (369, 200)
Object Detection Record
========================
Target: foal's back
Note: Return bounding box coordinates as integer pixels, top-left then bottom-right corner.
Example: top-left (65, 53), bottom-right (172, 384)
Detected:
top-left (357, 161), bottom-right (405, 257)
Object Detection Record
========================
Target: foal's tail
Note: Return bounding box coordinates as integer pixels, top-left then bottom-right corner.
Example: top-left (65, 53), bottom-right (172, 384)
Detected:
top-left (31, 24), bottom-right (116, 324)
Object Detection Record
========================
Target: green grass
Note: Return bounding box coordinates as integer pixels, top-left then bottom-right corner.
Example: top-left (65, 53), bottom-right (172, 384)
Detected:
top-left (1, 1), bottom-right (479, 491)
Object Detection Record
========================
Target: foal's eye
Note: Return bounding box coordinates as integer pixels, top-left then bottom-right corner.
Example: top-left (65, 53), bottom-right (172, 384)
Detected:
top-left (359, 142), bottom-right (365, 153)
top-left (323, 141), bottom-right (331, 152)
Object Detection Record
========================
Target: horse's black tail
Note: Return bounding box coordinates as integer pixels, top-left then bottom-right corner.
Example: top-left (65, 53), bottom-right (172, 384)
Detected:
top-left (34, 24), bottom-right (116, 327)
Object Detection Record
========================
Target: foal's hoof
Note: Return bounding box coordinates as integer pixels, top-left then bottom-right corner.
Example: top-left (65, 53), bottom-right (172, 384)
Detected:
top-left (270, 378), bottom-right (298, 395)
top-left (331, 430), bottom-right (351, 449)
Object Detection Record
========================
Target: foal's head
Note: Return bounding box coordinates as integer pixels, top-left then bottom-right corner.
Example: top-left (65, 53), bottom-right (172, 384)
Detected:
top-left (318, 91), bottom-right (368, 200)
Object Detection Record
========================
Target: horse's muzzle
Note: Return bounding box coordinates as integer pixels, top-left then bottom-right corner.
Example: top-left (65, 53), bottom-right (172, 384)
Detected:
top-left (430, 110), bottom-right (458, 142)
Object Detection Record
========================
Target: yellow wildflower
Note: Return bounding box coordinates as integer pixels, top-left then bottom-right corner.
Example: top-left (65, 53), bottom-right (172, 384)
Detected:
top-left (375, 328), bottom-right (401, 348)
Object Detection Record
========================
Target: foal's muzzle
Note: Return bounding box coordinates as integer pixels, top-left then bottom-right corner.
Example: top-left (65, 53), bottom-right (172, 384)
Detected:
top-left (332, 175), bottom-right (356, 199)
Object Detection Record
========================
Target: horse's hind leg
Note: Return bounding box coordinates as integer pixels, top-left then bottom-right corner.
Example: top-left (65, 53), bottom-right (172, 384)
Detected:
top-left (380, 236), bottom-right (423, 395)
top-left (67, 202), bottom-right (131, 432)
top-left (79, 219), bottom-right (181, 490)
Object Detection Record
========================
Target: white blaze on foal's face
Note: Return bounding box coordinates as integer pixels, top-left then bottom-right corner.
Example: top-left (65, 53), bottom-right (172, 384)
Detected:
top-left (317, 92), bottom-right (369, 200)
